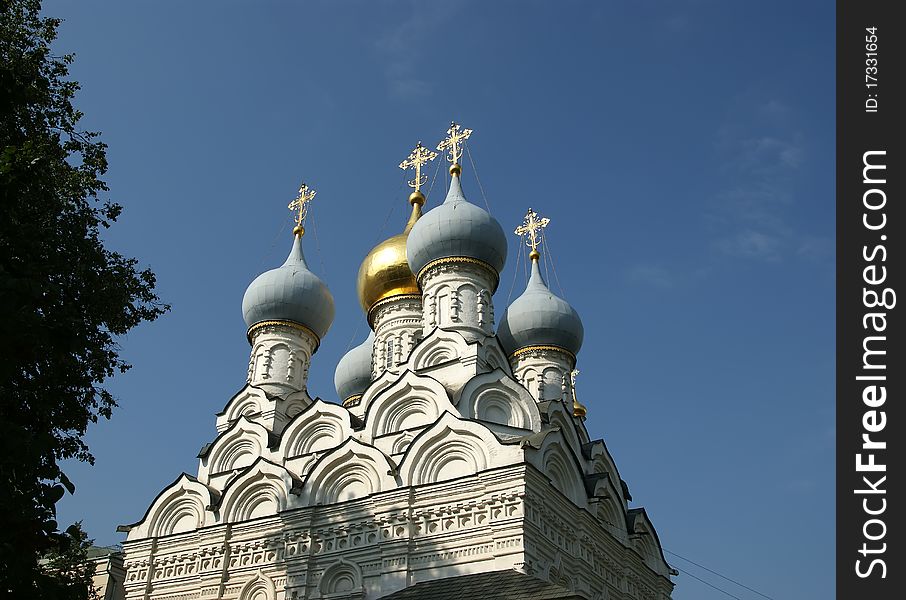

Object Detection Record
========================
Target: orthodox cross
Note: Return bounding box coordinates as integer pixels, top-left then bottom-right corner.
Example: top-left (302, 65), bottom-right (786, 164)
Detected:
top-left (399, 142), bottom-right (438, 192)
top-left (515, 207), bottom-right (551, 253)
top-left (436, 121), bottom-right (473, 164)
top-left (288, 182), bottom-right (317, 230)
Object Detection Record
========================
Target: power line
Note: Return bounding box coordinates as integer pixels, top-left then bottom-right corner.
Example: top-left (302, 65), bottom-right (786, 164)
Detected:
top-left (506, 239), bottom-right (525, 305)
top-left (465, 145), bottom-right (492, 213)
top-left (665, 549), bottom-right (776, 600)
top-left (675, 566), bottom-right (745, 600)
top-left (426, 149), bottom-right (444, 204)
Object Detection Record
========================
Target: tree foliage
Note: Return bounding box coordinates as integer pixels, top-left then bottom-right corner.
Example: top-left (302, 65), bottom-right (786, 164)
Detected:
top-left (0, 0), bottom-right (167, 594)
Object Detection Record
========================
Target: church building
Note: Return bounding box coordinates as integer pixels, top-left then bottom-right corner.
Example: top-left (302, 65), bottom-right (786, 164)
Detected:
top-left (117, 123), bottom-right (675, 600)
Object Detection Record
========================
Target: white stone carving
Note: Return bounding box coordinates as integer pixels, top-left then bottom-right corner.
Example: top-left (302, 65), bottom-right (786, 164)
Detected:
top-left (219, 459), bottom-right (295, 522)
top-left (239, 571), bottom-right (276, 600)
top-left (420, 261), bottom-right (497, 341)
top-left (126, 475), bottom-right (212, 540)
top-left (454, 369), bottom-right (541, 432)
top-left (359, 371), bottom-right (454, 441)
top-left (398, 412), bottom-right (520, 486)
top-left (303, 438), bottom-right (397, 506)
top-left (199, 417), bottom-right (270, 484)
top-left (248, 323), bottom-right (319, 396)
top-left (279, 400), bottom-right (353, 459)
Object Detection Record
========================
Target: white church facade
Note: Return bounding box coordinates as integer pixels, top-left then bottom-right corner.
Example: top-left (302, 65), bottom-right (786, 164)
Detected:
top-left (116, 124), bottom-right (675, 600)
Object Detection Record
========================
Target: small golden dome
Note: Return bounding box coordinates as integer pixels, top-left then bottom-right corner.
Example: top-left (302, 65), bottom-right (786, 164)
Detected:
top-left (356, 201), bottom-right (422, 317)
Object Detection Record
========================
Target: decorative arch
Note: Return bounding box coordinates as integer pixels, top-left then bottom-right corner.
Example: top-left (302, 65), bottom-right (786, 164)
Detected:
top-left (218, 459), bottom-right (296, 522)
top-left (279, 400), bottom-right (352, 459)
top-left (348, 369), bottom-right (398, 418)
top-left (317, 560), bottom-right (363, 598)
top-left (282, 396), bottom-right (309, 421)
top-left (361, 371), bottom-right (455, 440)
top-left (239, 571), bottom-right (276, 600)
top-left (480, 337), bottom-right (512, 376)
top-left (302, 438), bottom-right (397, 506)
top-left (391, 432), bottom-right (414, 455)
top-left (586, 473), bottom-right (627, 534)
top-left (399, 412), bottom-right (519, 486)
top-left (546, 402), bottom-right (584, 460)
top-left (624, 508), bottom-right (672, 577)
top-left (596, 495), bottom-right (624, 531)
top-left (201, 417), bottom-right (270, 479)
top-left (518, 366), bottom-right (542, 400)
top-left (541, 365), bottom-right (567, 401)
top-left (216, 385), bottom-right (270, 432)
top-left (124, 474), bottom-right (213, 541)
top-left (455, 369), bottom-right (541, 431)
top-left (526, 432), bottom-right (587, 507)
top-left (407, 327), bottom-right (473, 372)
top-left (585, 439), bottom-right (628, 509)
top-left (454, 281), bottom-right (480, 324)
top-left (542, 441), bottom-right (584, 505)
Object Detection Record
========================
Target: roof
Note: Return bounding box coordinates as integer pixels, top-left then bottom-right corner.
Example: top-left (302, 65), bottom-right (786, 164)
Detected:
top-left (86, 545), bottom-right (122, 559)
top-left (381, 569), bottom-right (585, 600)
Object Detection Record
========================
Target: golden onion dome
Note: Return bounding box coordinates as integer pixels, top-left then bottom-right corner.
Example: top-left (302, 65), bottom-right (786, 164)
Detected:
top-left (356, 192), bottom-right (424, 319)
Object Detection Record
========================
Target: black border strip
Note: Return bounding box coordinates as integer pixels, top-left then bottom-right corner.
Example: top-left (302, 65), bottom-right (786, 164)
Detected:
top-left (837, 1), bottom-right (903, 595)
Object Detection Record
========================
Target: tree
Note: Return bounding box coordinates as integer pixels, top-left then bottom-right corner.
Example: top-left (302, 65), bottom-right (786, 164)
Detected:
top-left (0, 0), bottom-right (168, 594)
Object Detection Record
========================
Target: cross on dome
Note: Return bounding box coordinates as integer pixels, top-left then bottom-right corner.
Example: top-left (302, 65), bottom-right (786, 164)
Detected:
top-left (437, 121), bottom-right (472, 175)
top-left (288, 182), bottom-right (317, 236)
top-left (515, 208), bottom-right (550, 260)
top-left (399, 142), bottom-right (438, 194)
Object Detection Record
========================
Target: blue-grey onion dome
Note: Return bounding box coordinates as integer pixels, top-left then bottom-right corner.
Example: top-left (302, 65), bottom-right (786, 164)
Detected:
top-left (242, 235), bottom-right (335, 340)
top-left (334, 331), bottom-right (374, 402)
top-left (406, 173), bottom-right (508, 280)
top-left (497, 257), bottom-right (583, 356)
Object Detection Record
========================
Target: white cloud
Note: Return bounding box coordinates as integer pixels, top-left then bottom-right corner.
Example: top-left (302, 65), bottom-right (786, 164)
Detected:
top-left (627, 265), bottom-right (675, 288)
top-left (716, 230), bottom-right (783, 261)
top-left (374, 3), bottom-right (457, 99)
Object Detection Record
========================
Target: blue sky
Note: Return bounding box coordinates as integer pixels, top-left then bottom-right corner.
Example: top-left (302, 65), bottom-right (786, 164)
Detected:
top-left (49, 2), bottom-right (835, 598)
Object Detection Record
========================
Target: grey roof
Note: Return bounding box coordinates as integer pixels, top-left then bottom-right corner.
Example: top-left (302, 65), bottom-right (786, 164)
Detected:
top-left (497, 258), bottom-right (583, 356)
top-left (381, 569), bottom-right (584, 600)
top-left (86, 545), bottom-right (122, 559)
top-left (334, 330), bottom-right (374, 401)
top-left (406, 173), bottom-right (508, 276)
top-left (241, 235), bottom-right (335, 339)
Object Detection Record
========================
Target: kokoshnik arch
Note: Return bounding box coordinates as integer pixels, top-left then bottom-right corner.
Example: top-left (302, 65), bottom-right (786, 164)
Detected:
top-left (117, 123), bottom-right (675, 600)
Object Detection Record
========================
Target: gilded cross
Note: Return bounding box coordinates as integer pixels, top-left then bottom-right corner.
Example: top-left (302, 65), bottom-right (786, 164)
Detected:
top-left (515, 207), bottom-right (551, 252)
top-left (399, 142), bottom-right (438, 192)
top-left (436, 121), bottom-right (473, 164)
top-left (288, 182), bottom-right (317, 228)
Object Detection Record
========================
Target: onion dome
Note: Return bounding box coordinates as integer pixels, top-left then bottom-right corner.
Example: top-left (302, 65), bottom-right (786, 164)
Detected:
top-left (242, 234), bottom-right (335, 342)
top-left (356, 195), bottom-right (423, 319)
top-left (497, 255), bottom-right (583, 357)
top-left (334, 331), bottom-right (375, 403)
top-left (406, 172), bottom-right (508, 284)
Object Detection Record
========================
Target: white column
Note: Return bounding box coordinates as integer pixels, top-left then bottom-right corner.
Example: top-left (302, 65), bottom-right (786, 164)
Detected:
top-left (247, 322), bottom-right (318, 395)
top-left (509, 346), bottom-right (576, 404)
top-left (370, 295), bottom-right (423, 378)
top-left (419, 260), bottom-right (498, 342)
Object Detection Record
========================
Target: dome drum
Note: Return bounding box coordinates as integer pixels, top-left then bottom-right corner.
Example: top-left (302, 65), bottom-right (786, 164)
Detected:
top-left (415, 256), bottom-right (501, 293)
